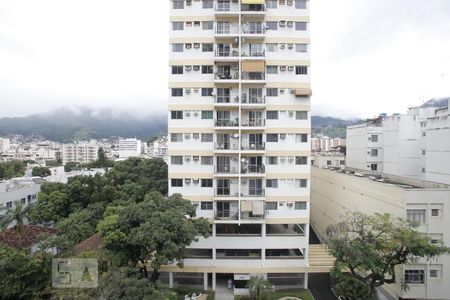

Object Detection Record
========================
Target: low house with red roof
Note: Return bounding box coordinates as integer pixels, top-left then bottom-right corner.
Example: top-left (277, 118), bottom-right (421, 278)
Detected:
top-left (0, 225), bottom-right (58, 253)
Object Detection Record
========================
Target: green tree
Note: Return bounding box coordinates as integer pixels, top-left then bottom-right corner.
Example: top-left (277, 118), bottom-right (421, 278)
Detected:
top-left (45, 159), bottom-right (63, 167)
top-left (90, 147), bottom-right (114, 169)
top-left (57, 209), bottom-right (98, 245)
top-left (97, 192), bottom-right (211, 282)
top-left (64, 161), bottom-right (79, 172)
top-left (29, 190), bottom-right (71, 224)
top-left (247, 276), bottom-right (273, 300)
top-left (0, 201), bottom-right (31, 246)
top-left (32, 166), bottom-right (51, 177)
top-left (325, 212), bottom-right (450, 299)
top-left (0, 160), bottom-right (26, 180)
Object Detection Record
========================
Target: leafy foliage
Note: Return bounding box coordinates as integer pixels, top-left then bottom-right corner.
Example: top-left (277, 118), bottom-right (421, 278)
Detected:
top-left (0, 201), bottom-right (32, 246)
top-left (32, 166), bottom-right (51, 177)
top-left (326, 212), bottom-right (450, 299)
top-left (247, 276), bottom-right (273, 300)
top-left (0, 160), bottom-right (26, 180)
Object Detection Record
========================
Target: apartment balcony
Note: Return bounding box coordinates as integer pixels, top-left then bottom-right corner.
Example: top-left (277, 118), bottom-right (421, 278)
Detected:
top-left (215, 25), bottom-right (239, 38)
top-left (214, 94), bottom-right (240, 108)
top-left (214, 71), bottom-right (240, 83)
top-left (241, 3), bottom-right (266, 16)
top-left (214, 49), bottom-right (240, 62)
top-left (240, 188), bottom-right (265, 198)
top-left (215, 165), bottom-right (239, 176)
top-left (214, 142), bottom-right (240, 152)
top-left (241, 118), bottom-right (266, 130)
top-left (215, 187), bottom-right (240, 198)
top-left (241, 94), bottom-right (266, 108)
top-left (214, 2), bottom-right (239, 17)
top-left (240, 142), bottom-right (265, 151)
top-left (215, 200), bottom-right (239, 221)
top-left (240, 50), bottom-right (265, 60)
top-left (241, 164), bottom-right (265, 175)
top-left (241, 71), bottom-right (266, 84)
top-left (240, 200), bottom-right (265, 222)
top-left (214, 119), bottom-right (239, 129)
top-left (241, 24), bottom-right (265, 39)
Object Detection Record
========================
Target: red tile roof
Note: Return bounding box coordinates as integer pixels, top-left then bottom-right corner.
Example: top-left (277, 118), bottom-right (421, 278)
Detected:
top-left (73, 233), bottom-right (103, 254)
top-left (0, 225), bottom-right (58, 249)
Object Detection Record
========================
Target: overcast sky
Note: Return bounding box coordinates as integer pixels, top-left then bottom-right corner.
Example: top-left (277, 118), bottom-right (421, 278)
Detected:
top-left (1, 0), bottom-right (449, 119)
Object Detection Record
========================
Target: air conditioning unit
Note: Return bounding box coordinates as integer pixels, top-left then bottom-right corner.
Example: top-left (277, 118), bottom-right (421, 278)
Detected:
top-left (185, 178), bottom-right (192, 184)
top-left (280, 134), bottom-right (286, 140)
top-left (287, 0), bottom-right (294, 6)
top-left (193, 65), bottom-right (200, 71)
top-left (280, 65), bottom-right (287, 71)
top-left (184, 133), bottom-right (191, 139)
top-left (280, 44), bottom-right (286, 49)
top-left (280, 156), bottom-right (286, 163)
top-left (287, 202), bottom-right (294, 207)
top-left (194, 43), bottom-right (200, 49)
top-left (193, 111), bottom-right (199, 116)
top-left (193, 178), bottom-right (200, 184)
top-left (193, 88), bottom-right (199, 93)
top-left (192, 202), bottom-right (199, 207)
top-left (288, 156), bottom-right (294, 163)
top-left (279, 21), bottom-right (286, 27)
top-left (289, 88), bottom-right (295, 94)
top-left (185, 156), bottom-right (191, 161)
top-left (233, 133), bottom-right (239, 138)
top-left (288, 43), bottom-right (294, 49)
top-left (193, 133), bottom-right (200, 139)
top-left (186, 0), bottom-right (192, 5)
top-left (185, 88), bottom-right (192, 94)
top-left (288, 66), bottom-right (294, 71)
top-left (280, 89), bottom-right (285, 94)
top-left (287, 21), bottom-right (294, 28)
top-left (185, 43), bottom-right (192, 49)
top-left (185, 111), bottom-right (191, 116)
top-left (185, 65), bottom-right (192, 71)
top-left (288, 111), bottom-right (294, 117)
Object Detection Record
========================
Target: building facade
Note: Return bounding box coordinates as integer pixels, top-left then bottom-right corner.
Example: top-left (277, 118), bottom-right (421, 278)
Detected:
top-left (167, 0), bottom-right (312, 293)
top-left (311, 151), bottom-right (345, 170)
top-left (311, 166), bottom-right (450, 300)
top-left (0, 178), bottom-right (40, 210)
top-left (0, 138), bottom-right (10, 154)
top-left (62, 140), bottom-right (99, 165)
top-left (118, 138), bottom-right (142, 159)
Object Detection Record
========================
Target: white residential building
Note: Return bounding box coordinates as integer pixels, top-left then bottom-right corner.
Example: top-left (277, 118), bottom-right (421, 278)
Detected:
top-left (62, 140), bottom-right (99, 165)
top-left (312, 151), bottom-right (345, 170)
top-left (118, 138), bottom-right (142, 159)
top-left (0, 178), bottom-right (40, 210)
top-left (311, 166), bottom-right (450, 300)
top-left (0, 138), bottom-right (10, 153)
top-left (165, 0), bottom-right (323, 294)
top-left (346, 119), bottom-right (384, 173)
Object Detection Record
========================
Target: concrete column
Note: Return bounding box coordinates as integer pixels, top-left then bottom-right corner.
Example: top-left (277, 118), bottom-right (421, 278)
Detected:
top-left (304, 272), bottom-right (308, 289)
top-left (169, 272), bottom-right (174, 288)
top-left (204, 272), bottom-right (208, 290)
top-left (212, 273), bottom-right (217, 290)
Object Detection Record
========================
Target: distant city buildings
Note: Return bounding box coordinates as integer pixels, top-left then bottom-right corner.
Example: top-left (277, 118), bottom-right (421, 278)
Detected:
top-left (62, 140), bottom-right (99, 165)
top-left (311, 136), bottom-right (345, 152)
top-left (148, 136), bottom-right (168, 163)
top-left (118, 138), bottom-right (142, 159)
top-left (0, 138), bottom-right (10, 153)
top-left (311, 151), bottom-right (345, 170)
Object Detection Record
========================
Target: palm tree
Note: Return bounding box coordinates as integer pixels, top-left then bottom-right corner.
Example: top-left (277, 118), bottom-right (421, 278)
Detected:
top-left (0, 201), bottom-right (31, 246)
top-left (247, 276), bottom-right (273, 300)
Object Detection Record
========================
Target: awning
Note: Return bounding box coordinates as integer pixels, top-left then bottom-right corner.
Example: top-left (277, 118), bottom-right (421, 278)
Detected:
top-left (242, 0), bottom-right (265, 4)
top-left (242, 60), bottom-right (265, 72)
top-left (241, 200), bottom-right (253, 212)
top-left (295, 88), bottom-right (312, 96)
top-left (252, 201), bottom-right (264, 215)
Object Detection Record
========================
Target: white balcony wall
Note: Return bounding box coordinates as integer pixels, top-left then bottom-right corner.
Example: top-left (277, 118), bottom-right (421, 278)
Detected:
top-left (169, 93), bottom-right (214, 105)
top-left (168, 139), bottom-right (213, 151)
top-left (170, 184), bottom-right (214, 197)
top-left (195, 208), bottom-right (214, 219)
top-left (266, 115), bottom-right (309, 128)
top-left (170, 116), bottom-right (214, 128)
top-left (170, 161), bottom-right (214, 174)
top-left (170, 70), bottom-right (214, 83)
top-left (265, 134), bottom-right (310, 151)
top-left (265, 204), bottom-right (309, 219)
top-left (170, 2), bottom-right (213, 17)
top-left (266, 71), bottom-right (309, 83)
top-left (266, 5), bottom-right (309, 18)
top-left (266, 93), bottom-right (310, 106)
top-left (190, 235), bottom-right (308, 249)
top-left (181, 258), bottom-right (307, 269)
top-left (266, 181), bottom-right (309, 197)
top-left (170, 47), bottom-right (215, 60)
top-left (266, 162), bottom-right (309, 174)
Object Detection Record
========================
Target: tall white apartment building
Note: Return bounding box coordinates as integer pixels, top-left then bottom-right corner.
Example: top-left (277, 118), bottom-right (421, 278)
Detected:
top-left (166, 0), bottom-right (315, 293)
top-left (346, 119), bottom-right (384, 173)
top-left (62, 140), bottom-right (99, 165)
top-left (118, 138), bottom-right (142, 159)
top-left (0, 138), bottom-right (10, 154)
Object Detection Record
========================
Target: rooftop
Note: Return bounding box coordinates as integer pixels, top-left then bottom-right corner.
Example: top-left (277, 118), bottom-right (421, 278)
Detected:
top-left (73, 233), bottom-right (102, 254)
top-left (0, 225), bottom-right (57, 249)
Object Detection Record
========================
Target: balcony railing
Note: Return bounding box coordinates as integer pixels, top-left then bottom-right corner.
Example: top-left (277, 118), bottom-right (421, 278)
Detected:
top-left (214, 95), bottom-right (239, 104)
top-left (216, 165), bottom-right (239, 174)
top-left (215, 3), bottom-right (239, 12)
top-left (242, 189), bottom-right (265, 197)
top-left (241, 142), bottom-right (265, 150)
top-left (242, 165), bottom-right (265, 174)
top-left (215, 119), bottom-right (239, 127)
top-left (241, 50), bottom-right (265, 58)
top-left (240, 212), bottom-right (265, 220)
top-left (242, 27), bottom-right (265, 35)
top-left (215, 188), bottom-right (265, 197)
top-left (215, 49), bottom-right (240, 57)
top-left (241, 72), bottom-right (265, 80)
top-left (241, 95), bottom-right (265, 104)
top-left (215, 142), bottom-right (240, 151)
top-left (241, 4), bottom-right (266, 12)
top-left (241, 119), bottom-right (266, 127)
top-left (215, 212), bottom-right (239, 220)
top-left (216, 26), bottom-right (239, 35)
top-left (215, 72), bottom-right (240, 80)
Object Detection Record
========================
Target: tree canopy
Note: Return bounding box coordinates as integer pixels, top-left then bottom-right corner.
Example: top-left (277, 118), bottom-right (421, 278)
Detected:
top-left (0, 160), bottom-right (26, 180)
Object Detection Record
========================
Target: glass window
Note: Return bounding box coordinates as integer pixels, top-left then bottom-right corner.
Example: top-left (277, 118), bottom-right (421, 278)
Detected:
top-left (266, 88), bottom-right (278, 97)
top-left (201, 133), bottom-right (213, 142)
top-left (172, 22), bottom-right (184, 30)
top-left (172, 43), bottom-right (184, 52)
top-left (171, 133), bottom-right (183, 142)
top-left (371, 149), bottom-right (378, 156)
top-left (201, 156), bottom-right (213, 165)
top-left (267, 156), bottom-right (278, 165)
top-left (295, 156), bottom-right (307, 165)
top-left (371, 135), bottom-right (378, 142)
top-left (431, 209), bottom-right (439, 217)
top-left (295, 0), bottom-right (307, 9)
top-left (201, 111), bottom-right (213, 119)
top-left (173, 0), bottom-right (184, 9)
top-left (202, 21), bottom-right (214, 30)
top-left (171, 65), bottom-right (183, 74)
top-left (171, 111), bottom-right (183, 119)
top-left (171, 88), bottom-right (183, 97)
top-left (295, 134), bottom-right (308, 143)
top-left (266, 179), bottom-right (278, 188)
top-left (266, 111), bottom-right (279, 120)
top-left (295, 202), bottom-right (307, 210)
top-left (202, 0), bottom-right (213, 9)
top-left (202, 88), bottom-right (213, 96)
top-left (295, 43), bottom-right (307, 53)
top-left (295, 22), bottom-right (307, 31)
top-left (296, 66), bottom-right (308, 75)
top-left (171, 179), bottom-right (183, 187)
top-left (266, 134), bottom-right (278, 142)
top-left (202, 43), bottom-right (214, 52)
top-left (267, 65), bottom-right (278, 74)
top-left (295, 179), bottom-right (307, 188)
top-left (267, 43), bottom-right (278, 52)
top-left (201, 202), bottom-right (213, 210)
top-left (202, 65), bottom-right (213, 74)
top-left (266, 202), bottom-right (277, 210)
top-left (201, 179), bottom-right (213, 187)
top-left (267, 0), bottom-right (277, 8)
top-left (266, 21), bottom-right (278, 30)
top-left (171, 156), bottom-right (183, 165)
top-left (407, 209), bottom-right (426, 224)
top-left (296, 111), bottom-right (308, 120)
top-left (404, 270), bottom-right (425, 284)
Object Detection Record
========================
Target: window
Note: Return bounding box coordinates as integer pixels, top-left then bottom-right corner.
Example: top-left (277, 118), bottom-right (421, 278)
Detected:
top-left (266, 21), bottom-right (278, 31)
top-left (295, 43), bottom-right (307, 52)
top-left (171, 111), bottom-right (183, 119)
top-left (340, 160), bottom-right (345, 165)
top-left (201, 202), bottom-right (213, 210)
top-left (267, 156), bottom-right (278, 165)
top-left (202, 65), bottom-right (213, 74)
top-left (371, 164), bottom-right (378, 171)
top-left (431, 209), bottom-right (439, 217)
top-left (295, 156), bottom-right (307, 165)
top-left (266, 88), bottom-right (278, 97)
top-left (407, 209), bottom-right (426, 224)
top-left (201, 111), bottom-right (213, 119)
top-left (267, 134), bottom-right (278, 142)
top-left (172, 43), bottom-right (184, 52)
top-left (266, 202), bottom-right (277, 210)
top-left (295, 179), bottom-right (307, 188)
top-left (295, 22), bottom-right (307, 31)
top-left (173, 0), bottom-right (184, 9)
top-left (171, 65), bottom-right (183, 74)
top-left (429, 270), bottom-right (439, 278)
top-left (295, 202), bottom-right (307, 210)
top-left (171, 133), bottom-right (183, 142)
top-left (201, 133), bottom-right (213, 142)
top-left (202, 0), bottom-right (213, 9)
top-left (6, 201), bottom-right (12, 208)
top-left (202, 43), bottom-right (213, 52)
top-left (202, 21), bottom-right (213, 30)
top-left (295, 0), bottom-right (307, 9)
top-left (202, 88), bottom-right (213, 96)
top-left (171, 88), bottom-right (183, 97)
top-left (371, 135), bottom-right (378, 142)
top-left (201, 179), bottom-right (213, 187)
top-left (194, 21), bottom-right (200, 27)
top-left (295, 134), bottom-right (308, 143)
top-left (171, 156), bottom-right (183, 165)
top-left (371, 149), bottom-right (378, 156)
top-left (201, 156), bottom-right (213, 165)
top-left (171, 179), bottom-right (183, 187)
top-left (295, 66), bottom-right (308, 75)
top-left (172, 22), bottom-right (184, 30)
top-left (267, 0), bottom-right (277, 8)
top-left (267, 65), bottom-right (278, 74)
top-left (267, 43), bottom-right (278, 52)
top-left (266, 111), bottom-right (279, 120)
top-left (295, 111), bottom-right (308, 120)
top-left (404, 270), bottom-right (425, 284)
top-left (266, 179), bottom-right (278, 188)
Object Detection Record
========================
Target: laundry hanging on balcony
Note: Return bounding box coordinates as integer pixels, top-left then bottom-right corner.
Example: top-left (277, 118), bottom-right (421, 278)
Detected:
top-left (241, 0), bottom-right (266, 4)
top-left (241, 60), bottom-right (265, 72)
top-left (241, 200), bottom-right (253, 212)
